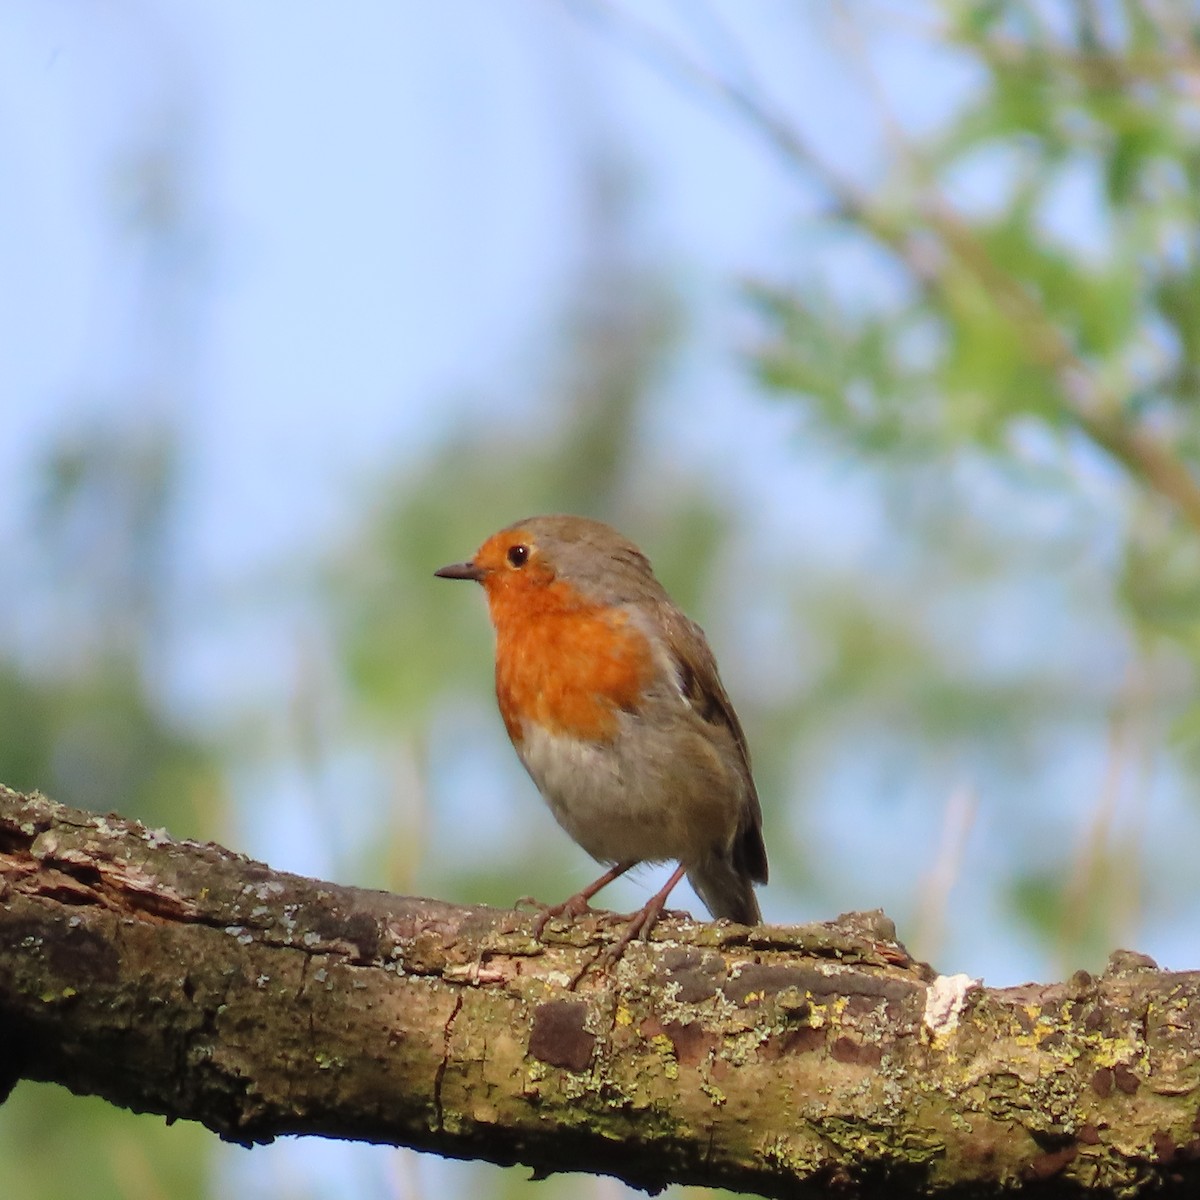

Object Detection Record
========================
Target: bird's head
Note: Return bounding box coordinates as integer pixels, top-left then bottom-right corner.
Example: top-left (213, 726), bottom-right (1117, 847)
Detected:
top-left (435, 514), bottom-right (662, 622)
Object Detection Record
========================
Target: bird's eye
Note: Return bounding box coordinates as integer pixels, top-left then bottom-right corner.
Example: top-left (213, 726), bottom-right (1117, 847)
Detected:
top-left (506, 543), bottom-right (530, 568)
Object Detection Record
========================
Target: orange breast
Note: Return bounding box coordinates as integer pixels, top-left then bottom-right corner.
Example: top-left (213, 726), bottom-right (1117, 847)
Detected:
top-left (487, 579), bottom-right (654, 744)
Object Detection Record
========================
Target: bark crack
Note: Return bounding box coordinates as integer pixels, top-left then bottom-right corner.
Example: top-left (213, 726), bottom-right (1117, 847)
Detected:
top-left (433, 992), bottom-right (464, 1133)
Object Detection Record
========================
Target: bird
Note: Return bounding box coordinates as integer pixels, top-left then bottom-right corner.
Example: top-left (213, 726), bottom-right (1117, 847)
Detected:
top-left (435, 514), bottom-right (767, 956)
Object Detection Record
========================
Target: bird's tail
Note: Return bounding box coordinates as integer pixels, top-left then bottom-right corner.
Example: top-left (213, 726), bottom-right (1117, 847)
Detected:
top-left (688, 853), bottom-right (761, 925)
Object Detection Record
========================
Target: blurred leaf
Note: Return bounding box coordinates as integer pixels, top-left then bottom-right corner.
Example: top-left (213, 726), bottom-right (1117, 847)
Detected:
top-left (2, 1085), bottom-right (212, 1200)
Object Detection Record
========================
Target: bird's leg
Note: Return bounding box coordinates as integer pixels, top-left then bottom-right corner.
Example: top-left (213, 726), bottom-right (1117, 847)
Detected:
top-left (588, 861), bottom-right (689, 976)
top-left (521, 861), bottom-right (635, 939)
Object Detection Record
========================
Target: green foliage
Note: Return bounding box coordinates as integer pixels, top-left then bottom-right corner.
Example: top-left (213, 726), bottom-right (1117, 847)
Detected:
top-left (0, 425), bottom-right (220, 832)
top-left (757, 3), bottom-right (1200, 472)
top-left (0, 658), bottom-right (216, 832)
top-left (3, 1085), bottom-right (211, 1200)
top-left (745, 1), bottom-right (1200, 968)
top-left (0, 422), bottom-right (222, 1195)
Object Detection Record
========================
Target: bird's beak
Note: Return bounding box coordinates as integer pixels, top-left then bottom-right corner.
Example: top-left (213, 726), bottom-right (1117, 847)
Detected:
top-left (434, 560), bottom-right (484, 582)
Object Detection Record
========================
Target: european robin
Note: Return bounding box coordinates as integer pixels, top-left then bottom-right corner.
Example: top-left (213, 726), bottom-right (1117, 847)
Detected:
top-left (435, 515), bottom-right (767, 950)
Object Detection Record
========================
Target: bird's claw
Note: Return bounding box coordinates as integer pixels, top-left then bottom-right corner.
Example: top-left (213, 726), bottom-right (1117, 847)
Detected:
top-left (530, 893), bottom-right (603, 939)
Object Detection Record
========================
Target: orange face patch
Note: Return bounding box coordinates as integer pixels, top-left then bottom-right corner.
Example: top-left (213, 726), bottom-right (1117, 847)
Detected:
top-left (486, 574), bottom-right (654, 743)
top-left (470, 527), bottom-right (553, 586)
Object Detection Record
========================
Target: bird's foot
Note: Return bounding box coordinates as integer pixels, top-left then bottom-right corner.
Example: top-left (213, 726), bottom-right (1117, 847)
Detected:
top-left (599, 902), bottom-right (662, 961)
top-left (657, 906), bottom-right (692, 922)
top-left (565, 899), bottom-right (669, 988)
top-left (514, 862), bottom-right (637, 940)
top-left (570, 862), bottom-right (690, 986)
top-left (525, 891), bottom-right (606, 940)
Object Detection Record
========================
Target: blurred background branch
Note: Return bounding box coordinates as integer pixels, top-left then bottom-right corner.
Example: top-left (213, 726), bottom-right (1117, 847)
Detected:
top-left (574, 0), bottom-right (1200, 530)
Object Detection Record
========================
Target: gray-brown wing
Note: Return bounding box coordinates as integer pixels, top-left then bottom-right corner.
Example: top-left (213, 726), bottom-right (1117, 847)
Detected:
top-left (661, 606), bottom-right (768, 885)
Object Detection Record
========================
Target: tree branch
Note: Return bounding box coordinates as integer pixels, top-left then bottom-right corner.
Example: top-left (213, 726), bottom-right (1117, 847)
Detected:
top-left (2, 783), bottom-right (1198, 1196)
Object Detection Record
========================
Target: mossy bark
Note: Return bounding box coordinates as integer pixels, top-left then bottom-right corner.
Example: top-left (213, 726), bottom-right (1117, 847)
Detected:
top-left (1, 784), bottom-right (1198, 1197)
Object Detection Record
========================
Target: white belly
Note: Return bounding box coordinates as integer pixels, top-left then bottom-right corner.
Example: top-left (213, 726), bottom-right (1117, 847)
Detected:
top-left (514, 716), bottom-right (735, 866)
